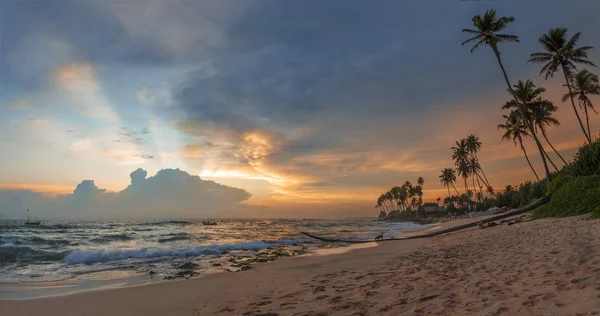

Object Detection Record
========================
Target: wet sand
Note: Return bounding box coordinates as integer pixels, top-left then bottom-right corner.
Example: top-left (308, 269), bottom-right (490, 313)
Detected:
top-left (2, 215), bottom-right (600, 315)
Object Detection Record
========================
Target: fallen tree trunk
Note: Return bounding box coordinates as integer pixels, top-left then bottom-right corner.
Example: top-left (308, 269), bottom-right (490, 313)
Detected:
top-left (302, 194), bottom-right (551, 243)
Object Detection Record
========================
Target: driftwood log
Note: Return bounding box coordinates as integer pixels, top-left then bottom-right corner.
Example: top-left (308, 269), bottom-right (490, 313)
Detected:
top-left (302, 194), bottom-right (551, 243)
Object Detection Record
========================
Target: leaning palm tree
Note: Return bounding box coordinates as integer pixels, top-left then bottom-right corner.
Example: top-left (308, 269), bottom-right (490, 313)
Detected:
top-left (530, 99), bottom-right (568, 165)
top-left (464, 134), bottom-right (494, 195)
top-left (451, 139), bottom-right (471, 192)
top-left (469, 156), bottom-right (485, 199)
top-left (439, 168), bottom-right (460, 199)
top-left (461, 9), bottom-right (519, 88)
top-left (462, 9), bottom-right (552, 183)
top-left (455, 159), bottom-right (472, 193)
top-left (529, 28), bottom-right (596, 143)
top-left (501, 80), bottom-right (553, 178)
top-left (486, 185), bottom-right (495, 199)
top-left (562, 69), bottom-right (600, 139)
top-left (498, 111), bottom-right (541, 182)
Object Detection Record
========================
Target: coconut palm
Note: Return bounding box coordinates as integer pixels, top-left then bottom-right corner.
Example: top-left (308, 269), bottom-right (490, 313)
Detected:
top-left (462, 9), bottom-right (551, 183)
top-left (417, 177), bottom-right (425, 186)
top-left (451, 139), bottom-right (471, 192)
top-left (503, 85), bottom-right (564, 169)
top-left (439, 168), bottom-right (460, 199)
top-left (529, 28), bottom-right (596, 143)
top-left (498, 111), bottom-right (541, 182)
top-left (562, 69), bottom-right (600, 139)
top-left (469, 156), bottom-right (485, 199)
top-left (464, 134), bottom-right (494, 196)
top-left (486, 185), bottom-right (495, 198)
top-left (384, 191), bottom-right (395, 211)
top-left (455, 159), bottom-right (472, 193)
top-left (461, 9), bottom-right (519, 88)
top-left (530, 100), bottom-right (568, 165)
top-left (502, 80), bottom-right (552, 179)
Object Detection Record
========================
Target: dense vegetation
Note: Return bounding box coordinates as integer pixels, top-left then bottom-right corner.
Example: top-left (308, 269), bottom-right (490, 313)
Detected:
top-left (533, 139), bottom-right (600, 218)
top-left (376, 9), bottom-right (599, 222)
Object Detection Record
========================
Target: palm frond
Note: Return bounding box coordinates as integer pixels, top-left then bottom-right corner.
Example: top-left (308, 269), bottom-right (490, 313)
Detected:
top-left (461, 35), bottom-right (482, 46)
top-left (461, 28), bottom-right (480, 34)
top-left (496, 34), bottom-right (520, 43)
top-left (571, 58), bottom-right (597, 67)
top-left (564, 32), bottom-right (582, 51)
top-left (469, 39), bottom-right (486, 53)
top-left (528, 56), bottom-right (552, 64)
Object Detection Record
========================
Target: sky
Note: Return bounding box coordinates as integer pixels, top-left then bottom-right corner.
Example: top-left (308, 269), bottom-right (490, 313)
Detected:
top-left (0, 0), bottom-right (599, 219)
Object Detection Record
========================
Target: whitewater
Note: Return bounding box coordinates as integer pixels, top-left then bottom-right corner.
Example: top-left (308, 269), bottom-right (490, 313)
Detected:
top-left (0, 219), bottom-right (423, 283)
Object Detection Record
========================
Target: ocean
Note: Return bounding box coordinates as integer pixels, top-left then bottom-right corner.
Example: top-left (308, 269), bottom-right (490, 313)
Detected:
top-left (0, 219), bottom-right (422, 286)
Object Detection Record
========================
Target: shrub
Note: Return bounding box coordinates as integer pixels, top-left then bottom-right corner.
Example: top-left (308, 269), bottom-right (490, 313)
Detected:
top-left (533, 175), bottom-right (600, 218)
top-left (545, 174), bottom-right (574, 195)
top-left (562, 138), bottom-right (600, 177)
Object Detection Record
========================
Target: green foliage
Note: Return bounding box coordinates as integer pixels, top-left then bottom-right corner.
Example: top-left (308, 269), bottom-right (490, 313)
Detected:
top-left (562, 138), bottom-right (600, 177)
top-left (533, 175), bottom-right (600, 218)
top-left (545, 174), bottom-right (575, 195)
top-left (492, 180), bottom-right (546, 209)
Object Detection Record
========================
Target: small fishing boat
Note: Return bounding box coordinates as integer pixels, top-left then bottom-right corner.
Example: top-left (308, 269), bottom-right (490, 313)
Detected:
top-left (202, 220), bottom-right (217, 226)
top-left (24, 209), bottom-right (41, 226)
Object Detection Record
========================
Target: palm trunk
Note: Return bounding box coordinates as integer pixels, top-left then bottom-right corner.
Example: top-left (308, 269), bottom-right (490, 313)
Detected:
top-left (543, 148), bottom-right (559, 172)
top-left (584, 100), bottom-right (591, 140)
top-left (451, 183), bottom-right (460, 196)
top-left (563, 66), bottom-right (591, 143)
top-left (491, 45), bottom-right (552, 183)
top-left (474, 153), bottom-right (492, 190)
top-left (541, 128), bottom-right (567, 165)
top-left (519, 139), bottom-right (541, 182)
top-left (447, 186), bottom-right (451, 200)
top-left (464, 178), bottom-right (468, 193)
top-left (471, 174), bottom-right (476, 195)
top-left (475, 172), bottom-right (495, 198)
top-left (475, 174), bottom-right (484, 200)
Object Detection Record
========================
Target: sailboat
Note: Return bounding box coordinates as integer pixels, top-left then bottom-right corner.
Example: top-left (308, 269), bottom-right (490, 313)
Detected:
top-left (24, 209), bottom-right (41, 226)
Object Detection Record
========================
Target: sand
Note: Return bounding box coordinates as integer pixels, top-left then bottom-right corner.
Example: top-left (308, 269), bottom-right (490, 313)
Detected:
top-left (2, 215), bottom-right (600, 315)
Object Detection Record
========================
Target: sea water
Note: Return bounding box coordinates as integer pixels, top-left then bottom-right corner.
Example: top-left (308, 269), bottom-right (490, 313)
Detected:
top-left (0, 219), bottom-right (422, 285)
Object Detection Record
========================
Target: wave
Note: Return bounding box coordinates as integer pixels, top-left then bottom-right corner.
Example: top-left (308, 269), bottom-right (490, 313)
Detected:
top-left (158, 233), bottom-right (190, 243)
top-left (0, 246), bottom-right (68, 264)
top-left (63, 240), bottom-right (309, 265)
top-left (90, 234), bottom-right (135, 243)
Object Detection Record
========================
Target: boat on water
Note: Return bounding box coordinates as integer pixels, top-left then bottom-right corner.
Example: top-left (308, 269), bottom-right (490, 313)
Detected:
top-left (202, 220), bottom-right (217, 226)
top-left (24, 209), bottom-right (41, 226)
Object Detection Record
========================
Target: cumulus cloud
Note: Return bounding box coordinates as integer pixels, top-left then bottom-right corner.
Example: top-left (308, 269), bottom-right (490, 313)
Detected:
top-left (0, 168), bottom-right (251, 220)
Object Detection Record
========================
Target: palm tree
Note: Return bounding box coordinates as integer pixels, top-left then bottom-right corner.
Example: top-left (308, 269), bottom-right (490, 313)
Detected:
top-left (502, 82), bottom-right (565, 168)
top-left (456, 159), bottom-right (472, 193)
top-left (530, 99), bottom-right (568, 165)
top-left (462, 10), bottom-right (552, 183)
top-left (464, 134), bottom-right (494, 196)
top-left (563, 69), bottom-right (600, 139)
top-left (486, 185), bottom-right (495, 198)
top-left (417, 177), bottom-right (425, 186)
top-left (502, 80), bottom-right (553, 179)
top-left (529, 28), bottom-right (596, 143)
top-left (451, 139), bottom-right (471, 192)
top-left (439, 168), bottom-right (460, 199)
top-left (469, 156), bottom-right (485, 199)
top-left (498, 111), bottom-right (541, 181)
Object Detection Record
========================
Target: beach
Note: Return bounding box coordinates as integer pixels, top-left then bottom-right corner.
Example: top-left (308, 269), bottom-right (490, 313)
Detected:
top-left (2, 215), bottom-right (600, 315)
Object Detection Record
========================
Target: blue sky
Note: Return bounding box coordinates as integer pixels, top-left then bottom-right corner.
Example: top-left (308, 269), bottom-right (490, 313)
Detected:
top-left (0, 1), bottom-right (599, 218)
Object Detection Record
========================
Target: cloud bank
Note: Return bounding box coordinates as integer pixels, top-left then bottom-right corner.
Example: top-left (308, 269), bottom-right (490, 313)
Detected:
top-left (0, 169), bottom-right (251, 220)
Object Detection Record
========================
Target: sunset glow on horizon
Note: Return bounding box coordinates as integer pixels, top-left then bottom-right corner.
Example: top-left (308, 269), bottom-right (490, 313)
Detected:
top-left (1, 1), bottom-right (598, 219)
